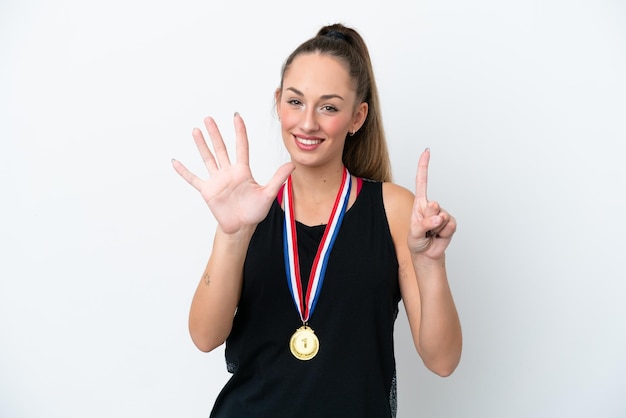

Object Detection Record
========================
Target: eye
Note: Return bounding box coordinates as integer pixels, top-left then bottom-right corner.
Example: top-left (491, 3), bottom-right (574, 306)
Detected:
top-left (321, 105), bottom-right (338, 112)
top-left (287, 99), bottom-right (302, 106)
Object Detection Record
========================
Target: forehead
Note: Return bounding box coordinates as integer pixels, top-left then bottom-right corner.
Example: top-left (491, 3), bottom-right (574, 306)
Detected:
top-left (283, 53), bottom-right (355, 95)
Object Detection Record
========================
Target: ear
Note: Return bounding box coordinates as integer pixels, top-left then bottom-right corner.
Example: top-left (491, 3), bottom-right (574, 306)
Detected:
top-left (274, 88), bottom-right (282, 114)
top-left (352, 102), bottom-right (368, 133)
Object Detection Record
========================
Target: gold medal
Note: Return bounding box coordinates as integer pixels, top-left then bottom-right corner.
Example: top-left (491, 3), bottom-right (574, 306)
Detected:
top-left (289, 325), bottom-right (319, 361)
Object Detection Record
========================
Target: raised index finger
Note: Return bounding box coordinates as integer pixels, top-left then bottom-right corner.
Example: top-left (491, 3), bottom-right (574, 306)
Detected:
top-left (415, 148), bottom-right (430, 201)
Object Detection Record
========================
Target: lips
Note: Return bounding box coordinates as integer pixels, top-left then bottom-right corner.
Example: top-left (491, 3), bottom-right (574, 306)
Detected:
top-left (297, 137), bottom-right (322, 145)
top-left (294, 134), bottom-right (324, 148)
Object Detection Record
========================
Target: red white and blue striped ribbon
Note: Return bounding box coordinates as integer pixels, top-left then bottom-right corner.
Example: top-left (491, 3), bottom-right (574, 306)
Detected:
top-left (283, 168), bottom-right (352, 323)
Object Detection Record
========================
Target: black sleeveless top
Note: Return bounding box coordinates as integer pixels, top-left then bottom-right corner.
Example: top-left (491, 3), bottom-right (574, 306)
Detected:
top-left (210, 180), bottom-right (401, 418)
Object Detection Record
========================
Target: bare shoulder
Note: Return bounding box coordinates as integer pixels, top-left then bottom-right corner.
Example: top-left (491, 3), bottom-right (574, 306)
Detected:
top-left (381, 182), bottom-right (415, 251)
top-left (382, 182), bottom-right (414, 221)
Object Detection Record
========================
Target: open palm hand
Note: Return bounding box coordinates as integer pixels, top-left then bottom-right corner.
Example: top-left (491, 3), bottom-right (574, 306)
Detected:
top-left (172, 113), bottom-right (294, 234)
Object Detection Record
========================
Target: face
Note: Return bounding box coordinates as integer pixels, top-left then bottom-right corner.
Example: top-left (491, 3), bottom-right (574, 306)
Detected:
top-left (276, 53), bottom-right (368, 169)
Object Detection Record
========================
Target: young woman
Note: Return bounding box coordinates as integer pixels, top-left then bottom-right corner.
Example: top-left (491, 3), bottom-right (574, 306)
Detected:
top-left (172, 23), bottom-right (462, 418)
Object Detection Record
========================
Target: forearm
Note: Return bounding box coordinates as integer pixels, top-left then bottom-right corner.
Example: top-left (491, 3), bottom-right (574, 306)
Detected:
top-left (413, 254), bottom-right (462, 376)
top-left (188, 226), bottom-right (255, 352)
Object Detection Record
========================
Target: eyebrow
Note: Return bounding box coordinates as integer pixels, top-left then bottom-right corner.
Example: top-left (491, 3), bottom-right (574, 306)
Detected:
top-left (285, 87), bottom-right (344, 101)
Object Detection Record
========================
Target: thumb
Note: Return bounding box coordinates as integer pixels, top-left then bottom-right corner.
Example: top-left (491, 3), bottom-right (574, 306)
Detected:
top-left (265, 162), bottom-right (296, 196)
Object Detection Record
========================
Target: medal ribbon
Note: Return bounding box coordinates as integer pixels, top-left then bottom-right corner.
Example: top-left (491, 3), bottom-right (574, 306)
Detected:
top-left (283, 168), bottom-right (352, 323)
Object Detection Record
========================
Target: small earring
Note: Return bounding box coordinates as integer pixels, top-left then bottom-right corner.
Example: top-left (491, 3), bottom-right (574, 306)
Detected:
top-left (349, 130), bottom-right (355, 136)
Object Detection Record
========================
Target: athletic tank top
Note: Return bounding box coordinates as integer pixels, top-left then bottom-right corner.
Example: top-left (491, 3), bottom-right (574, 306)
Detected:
top-left (210, 179), bottom-right (401, 418)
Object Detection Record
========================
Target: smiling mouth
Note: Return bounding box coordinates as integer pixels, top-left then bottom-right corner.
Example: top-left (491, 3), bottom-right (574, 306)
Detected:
top-left (295, 135), bottom-right (323, 146)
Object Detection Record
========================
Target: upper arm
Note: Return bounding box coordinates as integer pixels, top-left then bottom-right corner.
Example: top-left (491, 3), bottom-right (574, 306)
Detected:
top-left (382, 182), bottom-right (423, 352)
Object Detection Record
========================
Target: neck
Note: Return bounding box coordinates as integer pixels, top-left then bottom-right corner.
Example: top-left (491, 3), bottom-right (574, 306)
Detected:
top-left (290, 164), bottom-right (346, 200)
top-left (288, 163), bottom-right (348, 226)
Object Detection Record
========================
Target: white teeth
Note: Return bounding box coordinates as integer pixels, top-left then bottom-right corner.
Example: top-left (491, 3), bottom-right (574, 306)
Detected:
top-left (297, 137), bottom-right (322, 145)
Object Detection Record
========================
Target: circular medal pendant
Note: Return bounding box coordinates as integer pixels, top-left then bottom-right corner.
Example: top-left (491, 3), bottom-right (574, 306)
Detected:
top-left (289, 325), bottom-right (319, 361)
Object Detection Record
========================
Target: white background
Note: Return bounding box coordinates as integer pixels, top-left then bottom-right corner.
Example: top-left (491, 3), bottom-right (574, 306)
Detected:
top-left (1, 0), bottom-right (625, 417)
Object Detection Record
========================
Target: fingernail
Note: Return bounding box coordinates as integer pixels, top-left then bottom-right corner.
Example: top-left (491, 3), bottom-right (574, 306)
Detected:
top-left (425, 147), bottom-right (430, 152)
top-left (234, 112), bottom-right (239, 118)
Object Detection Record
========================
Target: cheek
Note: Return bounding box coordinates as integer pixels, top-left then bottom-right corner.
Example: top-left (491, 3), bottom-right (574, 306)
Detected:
top-left (279, 112), bottom-right (296, 145)
top-left (278, 107), bottom-right (299, 129)
top-left (323, 117), bottom-right (350, 137)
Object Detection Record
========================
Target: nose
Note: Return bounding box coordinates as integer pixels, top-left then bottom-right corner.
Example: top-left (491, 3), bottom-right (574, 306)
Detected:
top-left (301, 107), bottom-right (319, 132)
